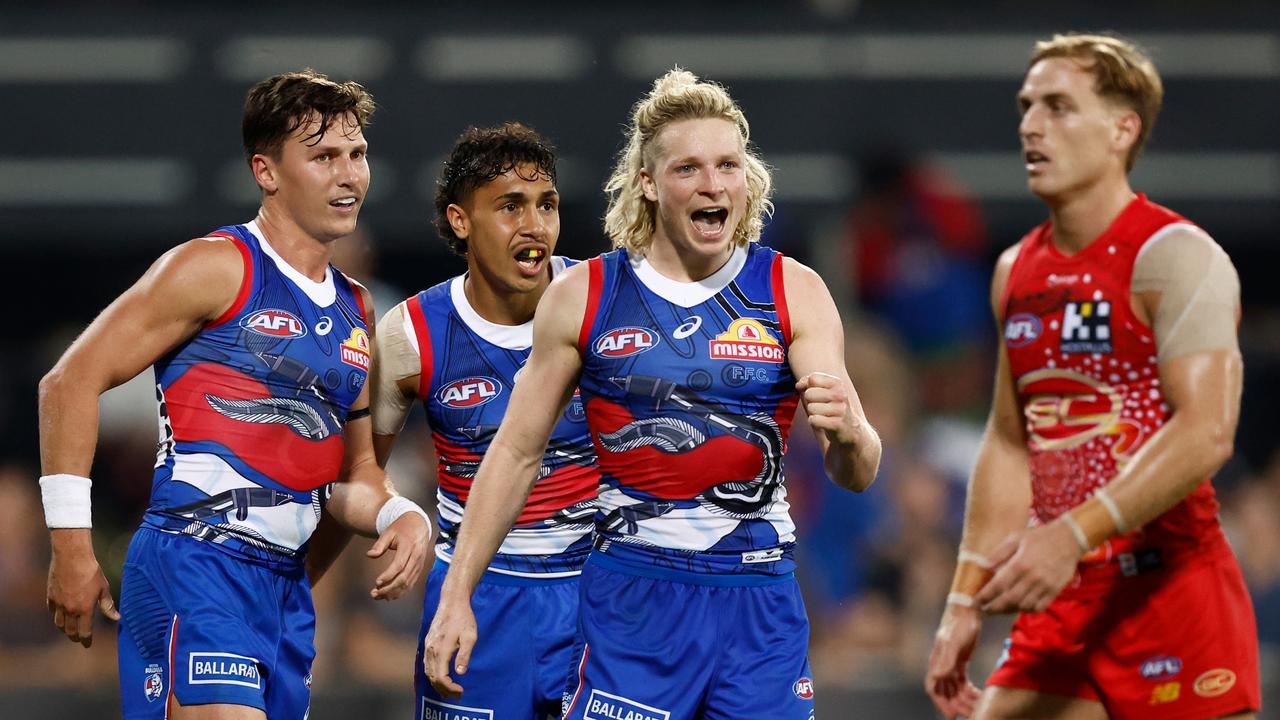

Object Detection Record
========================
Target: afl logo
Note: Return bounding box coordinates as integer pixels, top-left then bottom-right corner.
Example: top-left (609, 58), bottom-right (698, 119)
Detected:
top-left (793, 677), bottom-right (814, 699)
top-left (437, 377), bottom-right (502, 408)
top-left (594, 327), bottom-right (658, 358)
top-left (242, 309), bottom-right (307, 338)
top-left (1140, 656), bottom-right (1183, 681)
top-left (1004, 312), bottom-right (1042, 348)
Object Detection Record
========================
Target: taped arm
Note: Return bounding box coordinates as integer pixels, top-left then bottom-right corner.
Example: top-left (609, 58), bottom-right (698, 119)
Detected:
top-left (1064, 227), bottom-right (1242, 548)
top-left (371, 301), bottom-right (422, 465)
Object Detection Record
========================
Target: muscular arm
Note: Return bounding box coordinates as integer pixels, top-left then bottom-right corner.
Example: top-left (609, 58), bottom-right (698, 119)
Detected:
top-left (926, 244), bottom-right (1032, 718)
top-left (307, 300), bottom-right (423, 585)
top-left (309, 288), bottom-right (430, 598)
top-left (1073, 227), bottom-right (1242, 542)
top-left (38, 237), bottom-right (244, 646)
top-left (782, 258), bottom-right (881, 491)
top-left (423, 262), bottom-right (588, 697)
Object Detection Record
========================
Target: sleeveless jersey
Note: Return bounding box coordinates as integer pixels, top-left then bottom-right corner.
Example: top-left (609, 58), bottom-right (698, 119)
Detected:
top-left (1001, 193), bottom-right (1222, 562)
top-left (404, 258), bottom-right (599, 577)
top-left (144, 221), bottom-right (370, 566)
top-left (578, 244), bottom-right (800, 576)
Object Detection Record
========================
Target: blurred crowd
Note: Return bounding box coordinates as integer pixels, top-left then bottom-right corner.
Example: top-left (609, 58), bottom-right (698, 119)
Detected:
top-left (5, 153), bottom-right (1278, 706)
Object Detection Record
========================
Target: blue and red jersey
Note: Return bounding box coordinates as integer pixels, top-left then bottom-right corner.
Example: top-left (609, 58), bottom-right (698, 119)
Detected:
top-left (402, 258), bottom-right (599, 577)
top-left (577, 243), bottom-right (800, 576)
top-left (144, 221), bottom-right (371, 567)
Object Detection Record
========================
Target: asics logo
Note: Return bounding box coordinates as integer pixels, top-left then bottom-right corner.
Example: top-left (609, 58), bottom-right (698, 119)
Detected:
top-left (314, 317), bottom-right (333, 336)
top-left (672, 317), bottom-right (702, 339)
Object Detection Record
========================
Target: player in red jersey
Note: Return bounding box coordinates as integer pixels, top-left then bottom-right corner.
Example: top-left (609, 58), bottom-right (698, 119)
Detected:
top-left (925, 34), bottom-right (1259, 720)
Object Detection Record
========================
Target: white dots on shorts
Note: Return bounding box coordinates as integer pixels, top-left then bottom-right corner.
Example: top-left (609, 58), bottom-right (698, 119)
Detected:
top-left (1108, 246), bottom-right (1117, 254)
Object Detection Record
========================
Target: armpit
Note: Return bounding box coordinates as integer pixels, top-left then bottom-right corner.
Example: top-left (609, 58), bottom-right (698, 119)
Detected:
top-left (1132, 225), bottom-right (1240, 359)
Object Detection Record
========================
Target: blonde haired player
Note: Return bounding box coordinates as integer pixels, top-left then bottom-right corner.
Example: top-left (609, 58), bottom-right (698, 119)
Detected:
top-left (423, 68), bottom-right (881, 717)
top-left (925, 33), bottom-right (1259, 720)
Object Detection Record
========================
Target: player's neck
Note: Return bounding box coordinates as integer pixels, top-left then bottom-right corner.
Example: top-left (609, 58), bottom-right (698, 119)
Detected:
top-left (644, 231), bottom-right (735, 283)
top-left (463, 272), bottom-right (545, 327)
top-left (254, 207), bottom-right (335, 282)
top-left (1045, 176), bottom-right (1136, 256)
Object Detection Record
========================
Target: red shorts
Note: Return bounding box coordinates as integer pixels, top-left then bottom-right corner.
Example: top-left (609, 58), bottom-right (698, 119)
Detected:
top-left (987, 537), bottom-right (1260, 719)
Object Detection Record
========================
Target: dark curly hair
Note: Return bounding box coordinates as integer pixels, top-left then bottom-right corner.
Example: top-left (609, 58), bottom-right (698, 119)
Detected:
top-left (242, 69), bottom-right (375, 163)
top-left (434, 122), bottom-right (558, 255)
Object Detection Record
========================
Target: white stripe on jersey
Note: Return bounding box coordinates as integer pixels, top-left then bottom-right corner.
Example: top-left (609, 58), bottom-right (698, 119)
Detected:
top-left (168, 452), bottom-right (319, 552)
top-left (595, 484), bottom-right (797, 551)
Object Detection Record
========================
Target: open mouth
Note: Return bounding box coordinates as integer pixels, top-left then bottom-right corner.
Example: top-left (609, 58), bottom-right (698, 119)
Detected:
top-left (514, 246), bottom-right (547, 271)
top-left (1024, 150), bottom-right (1050, 171)
top-left (691, 208), bottom-right (729, 237)
top-left (330, 197), bottom-right (358, 209)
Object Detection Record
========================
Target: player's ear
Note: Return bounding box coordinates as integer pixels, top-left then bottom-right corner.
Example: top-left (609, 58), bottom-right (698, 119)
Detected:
top-left (251, 153), bottom-right (279, 194)
top-left (639, 166), bottom-right (658, 203)
top-left (447, 203), bottom-right (470, 240)
top-left (1112, 109), bottom-right (1141, 159)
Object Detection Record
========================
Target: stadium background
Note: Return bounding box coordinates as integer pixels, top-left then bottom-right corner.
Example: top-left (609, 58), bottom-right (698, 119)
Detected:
top-left (2, 1), bottom-right (1277, 716)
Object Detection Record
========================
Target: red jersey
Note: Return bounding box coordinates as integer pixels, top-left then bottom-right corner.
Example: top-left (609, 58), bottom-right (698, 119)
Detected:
top-left (1001, 194), bottom-right (1222, 562)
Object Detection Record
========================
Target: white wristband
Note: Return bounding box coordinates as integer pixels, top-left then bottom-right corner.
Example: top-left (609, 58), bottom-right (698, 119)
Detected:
top-left (1061, 513), bottom-right (1092, 553)
top-left (375, 495), bottom-right (431, 536)
top-left (957, 549), bottom-right (993, 569)
top-left (1095, 488), bottom-right (1131, 534)
top-left (946, 592), bottom-right (976, 608)
top-left (40, 473), bottom-right (93, 529)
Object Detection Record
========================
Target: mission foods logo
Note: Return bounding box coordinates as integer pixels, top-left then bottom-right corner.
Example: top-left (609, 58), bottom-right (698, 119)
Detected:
top-left (437, 377), bottom-right (502, 409)
top-left (594, 327), bottom-right (659, 358)
top-left (241, 309), bottom-right (307, 338)
top-left (340, 328), bottom-right (370, 370)
top-left (710, 319), bottom-right (783, 363)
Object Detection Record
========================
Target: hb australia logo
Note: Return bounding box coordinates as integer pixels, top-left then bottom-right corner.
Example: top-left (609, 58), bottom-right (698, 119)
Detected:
top-left (340, 328), bottom-right (370, 370)
top-left (709, 319), bottom-right (783, 363)
top-left (241, 309), bottom-right (307, 338)
top-left (1060, 300), bottom-right (1112, 354)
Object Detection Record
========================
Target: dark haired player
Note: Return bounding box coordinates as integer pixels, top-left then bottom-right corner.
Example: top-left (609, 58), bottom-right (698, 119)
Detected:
top-left (368, 122), bottom-right (598, 719)
top-left (38, 70), bottom-right (430, 720)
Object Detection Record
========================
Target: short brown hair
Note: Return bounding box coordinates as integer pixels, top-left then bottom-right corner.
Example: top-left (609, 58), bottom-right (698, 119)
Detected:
top-left (1030, 33), bottom-right (1163, 172)
top-left (242, 69), bottom-right (376, 163)
top-left (434, 123), bottom-right (558, 256)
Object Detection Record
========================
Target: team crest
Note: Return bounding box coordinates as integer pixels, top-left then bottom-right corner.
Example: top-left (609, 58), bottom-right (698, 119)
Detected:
top-left (143, 663), bottom-right (164, 702)
top-left (241, 309), bottom-right (307, 338)
top-left (709, 319), bottom-right (784, 363)
top-left (340, 328), bottom-right (370, 370)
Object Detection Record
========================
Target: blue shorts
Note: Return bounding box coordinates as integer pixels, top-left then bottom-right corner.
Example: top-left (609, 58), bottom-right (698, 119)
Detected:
top-left (415, 558), bottom-right (580, 720)
top-left (563, 554), bottom-right (816, 719)
top-left (117, 528), bottom-right (314, 719)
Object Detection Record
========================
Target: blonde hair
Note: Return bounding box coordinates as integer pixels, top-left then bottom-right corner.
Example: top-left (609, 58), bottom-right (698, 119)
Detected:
top-left (1030, 33), bottom-right (1164, 172)
top-left (603, 68), bottom-right (773, 253)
